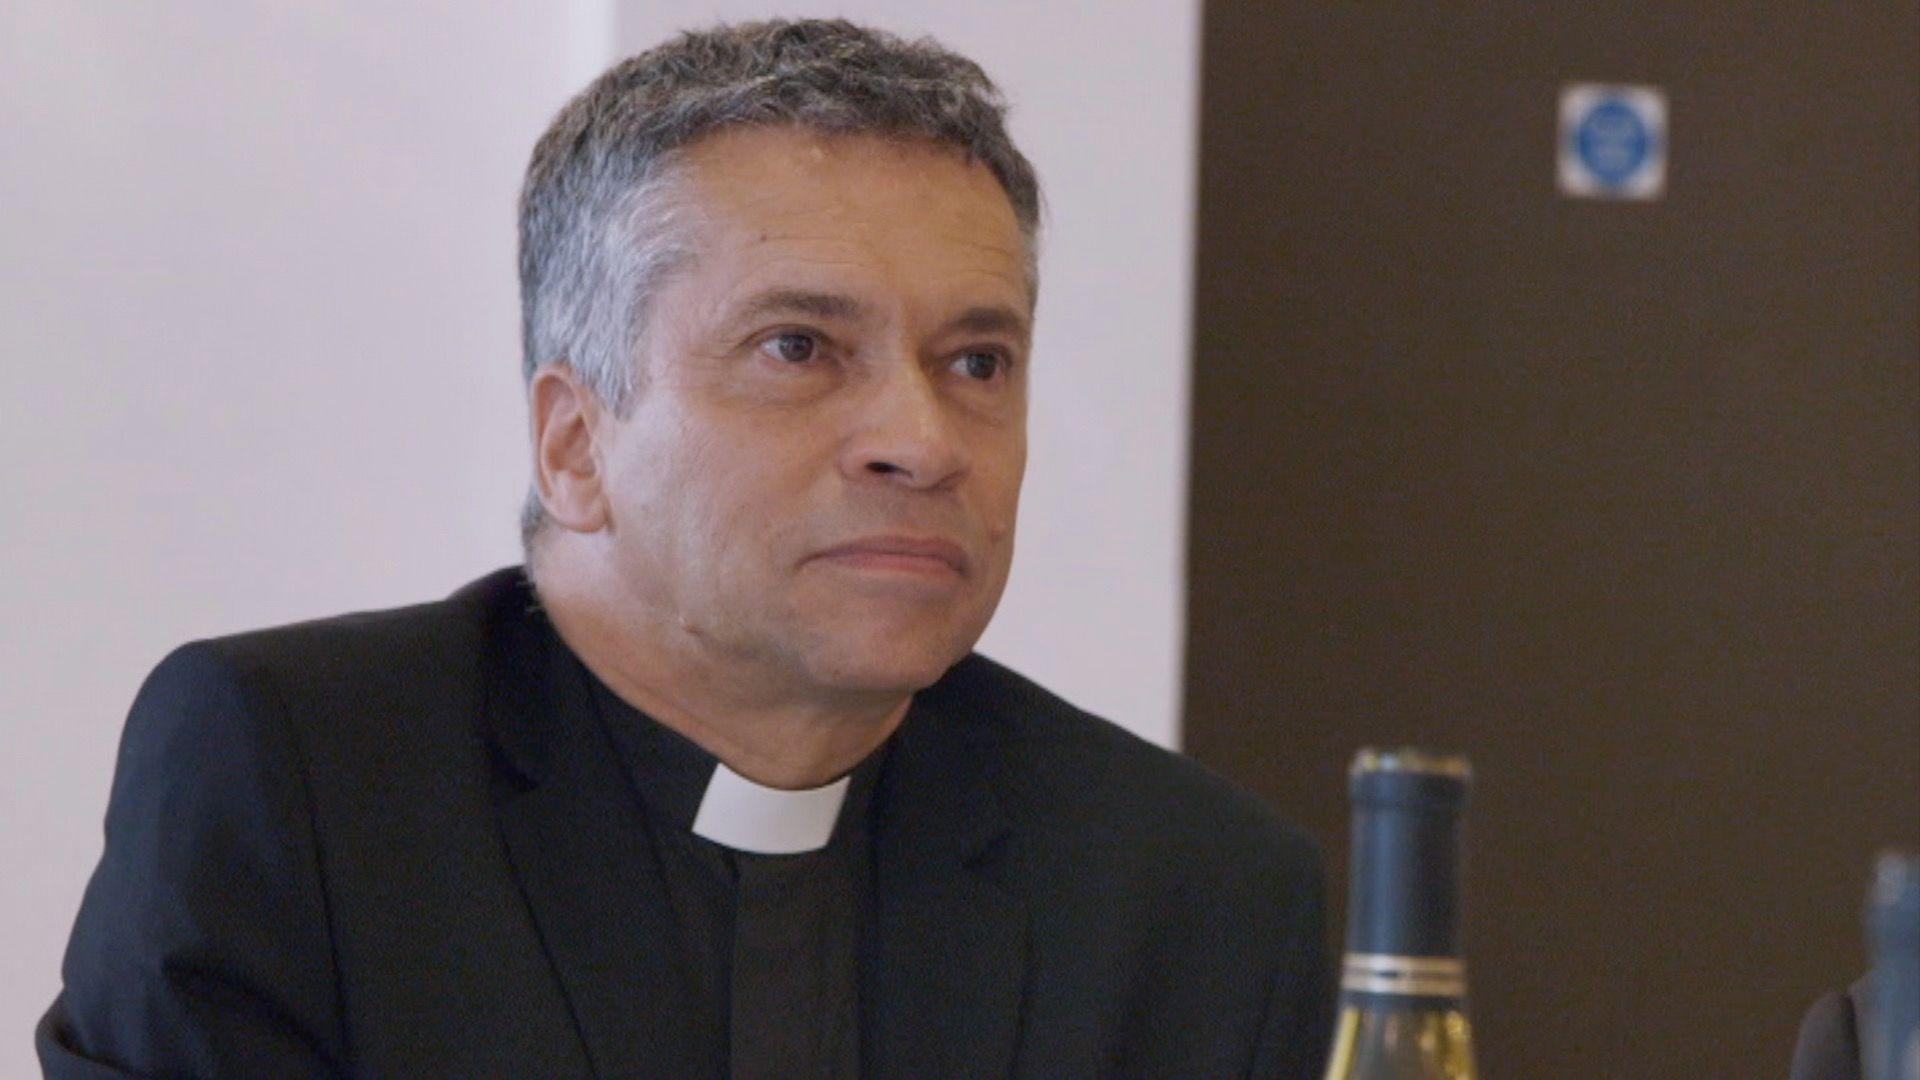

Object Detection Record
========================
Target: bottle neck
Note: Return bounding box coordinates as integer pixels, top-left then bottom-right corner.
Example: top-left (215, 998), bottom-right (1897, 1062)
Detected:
top-left (1343, 769), bottom-right (1468, 1005)
top-left (1866, 853), bottom-right (1919, 1080)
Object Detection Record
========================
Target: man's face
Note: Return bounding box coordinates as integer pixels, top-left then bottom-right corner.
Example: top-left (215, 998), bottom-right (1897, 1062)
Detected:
top-left (593, 126), bottom-right (1030, 699)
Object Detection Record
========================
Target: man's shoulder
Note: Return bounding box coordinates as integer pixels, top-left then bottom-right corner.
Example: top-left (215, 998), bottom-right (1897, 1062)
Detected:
top-left (133, 568), bottom-right (527, 748)
top-left (167, 567), bottom-right (521, 684)
top-left (925, 654), bottom-right (1319, 872)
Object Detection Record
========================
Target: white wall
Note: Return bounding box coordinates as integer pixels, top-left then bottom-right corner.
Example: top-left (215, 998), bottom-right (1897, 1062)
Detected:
top-left (0, 3), bottom-right (1196, 1069)
top-left (0, 3), bottom-right (606, 1069)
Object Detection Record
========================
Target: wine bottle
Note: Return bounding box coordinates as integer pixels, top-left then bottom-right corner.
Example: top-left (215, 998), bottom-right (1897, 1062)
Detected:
top-left (1324, 747), bottom-right (1477, 1080)
top-left (1866, 851), bottom-right (1919, 1080)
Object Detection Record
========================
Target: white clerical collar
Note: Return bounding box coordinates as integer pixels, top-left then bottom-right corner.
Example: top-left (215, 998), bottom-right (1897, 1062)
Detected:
top-left (690, 761), bottom-right (850, 855)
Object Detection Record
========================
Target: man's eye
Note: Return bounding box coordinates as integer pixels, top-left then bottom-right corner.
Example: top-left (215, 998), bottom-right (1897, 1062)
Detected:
top-left (761, 332), bottom-right (819, 364)
top-left (955, 351), bottom-right (1006, 381)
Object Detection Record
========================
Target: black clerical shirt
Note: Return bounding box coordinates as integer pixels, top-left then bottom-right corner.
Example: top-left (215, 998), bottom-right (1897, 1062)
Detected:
top-left (587, 670), bottom-right (885, 1080)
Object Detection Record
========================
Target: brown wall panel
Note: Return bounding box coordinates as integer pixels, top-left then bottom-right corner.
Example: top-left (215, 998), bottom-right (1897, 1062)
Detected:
top-left (1186, 5), bottom-right (1919, 1077)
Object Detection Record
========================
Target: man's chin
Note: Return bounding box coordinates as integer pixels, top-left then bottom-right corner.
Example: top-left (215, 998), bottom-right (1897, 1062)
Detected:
top-left (773, 592), bottom-right (1000, 697)
top-left (795, 636), bottom-right (976, 698)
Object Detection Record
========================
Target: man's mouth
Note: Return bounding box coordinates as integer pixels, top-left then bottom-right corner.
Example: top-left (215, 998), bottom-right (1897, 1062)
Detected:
top-left (809, 535), bottom-right (970, 578)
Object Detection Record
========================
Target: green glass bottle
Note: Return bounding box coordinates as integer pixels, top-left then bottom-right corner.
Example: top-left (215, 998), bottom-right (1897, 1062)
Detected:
top-left (1323, 748), bottom-right (1477, 1080)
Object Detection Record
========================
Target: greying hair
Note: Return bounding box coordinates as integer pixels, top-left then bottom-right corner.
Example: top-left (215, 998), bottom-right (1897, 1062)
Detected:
top-left (517, 18), bottom-right (1044, 547)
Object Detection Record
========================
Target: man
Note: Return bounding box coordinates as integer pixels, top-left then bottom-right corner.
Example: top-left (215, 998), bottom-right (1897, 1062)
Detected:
top-left (40, 19), bottom-right (1330, 1078)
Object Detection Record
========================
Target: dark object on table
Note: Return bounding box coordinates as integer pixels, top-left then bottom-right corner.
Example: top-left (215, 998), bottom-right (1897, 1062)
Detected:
top-left (1791, 980), bottom-right (1866, 1080)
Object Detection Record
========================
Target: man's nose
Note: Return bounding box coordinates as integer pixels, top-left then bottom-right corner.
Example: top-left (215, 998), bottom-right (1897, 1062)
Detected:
top-left (839, 364), bottom-right (968, 490)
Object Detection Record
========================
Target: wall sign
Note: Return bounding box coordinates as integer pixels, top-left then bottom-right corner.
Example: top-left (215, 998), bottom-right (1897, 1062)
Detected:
top-left (1558, 83), bottom-right (1667, 200)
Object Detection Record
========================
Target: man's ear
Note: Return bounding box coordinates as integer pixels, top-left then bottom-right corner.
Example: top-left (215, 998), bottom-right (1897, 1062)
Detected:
top-left (529, 363), bottom-right (611, 535)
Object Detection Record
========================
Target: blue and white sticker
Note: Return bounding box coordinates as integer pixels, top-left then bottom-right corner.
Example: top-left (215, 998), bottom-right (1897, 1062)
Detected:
top-left (1558, 84), bottom-right (1667, 200)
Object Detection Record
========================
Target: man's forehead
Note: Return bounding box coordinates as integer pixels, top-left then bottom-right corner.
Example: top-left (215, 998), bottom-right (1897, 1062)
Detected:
top-left (668, 126), bottom-right (1033, 316)
top-left (676, 127), bottom-right (1024, 253)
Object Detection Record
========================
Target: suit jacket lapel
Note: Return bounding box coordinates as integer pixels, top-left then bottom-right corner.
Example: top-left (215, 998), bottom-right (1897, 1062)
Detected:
top-left (481, 580), bottom-right (707, 1079)
top-left (866, 687), bottom-right (1030, 1079)
top-left (466, 572), bottom-right (1033, 1078)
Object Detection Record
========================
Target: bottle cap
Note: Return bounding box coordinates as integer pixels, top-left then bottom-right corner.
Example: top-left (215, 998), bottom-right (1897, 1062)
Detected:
top-left (1350, 747), bottom-right (1473, 780)
top-left (1349, 747), bottom-right (1472, 813)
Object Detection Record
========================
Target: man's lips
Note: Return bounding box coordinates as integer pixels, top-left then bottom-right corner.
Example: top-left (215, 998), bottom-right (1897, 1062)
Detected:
top-left (810, 536), bottom-right (970, 577)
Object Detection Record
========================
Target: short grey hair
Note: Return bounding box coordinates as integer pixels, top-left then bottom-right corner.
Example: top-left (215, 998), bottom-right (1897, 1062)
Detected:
top-left (517, 18), bottom-right (1045, 548)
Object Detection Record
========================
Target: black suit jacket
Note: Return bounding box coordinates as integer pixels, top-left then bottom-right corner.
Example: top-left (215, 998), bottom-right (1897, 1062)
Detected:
top-left (40, 568), bottom-right (1331, 1078)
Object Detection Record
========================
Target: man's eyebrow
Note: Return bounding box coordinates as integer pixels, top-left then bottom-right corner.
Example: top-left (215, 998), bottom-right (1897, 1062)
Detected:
top-left (948, 305), bottom-right (1030, 340)
top-left (730, 291), bottom-right (1029, 340)
top-left (733, 288), bottom-right (867, 323)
